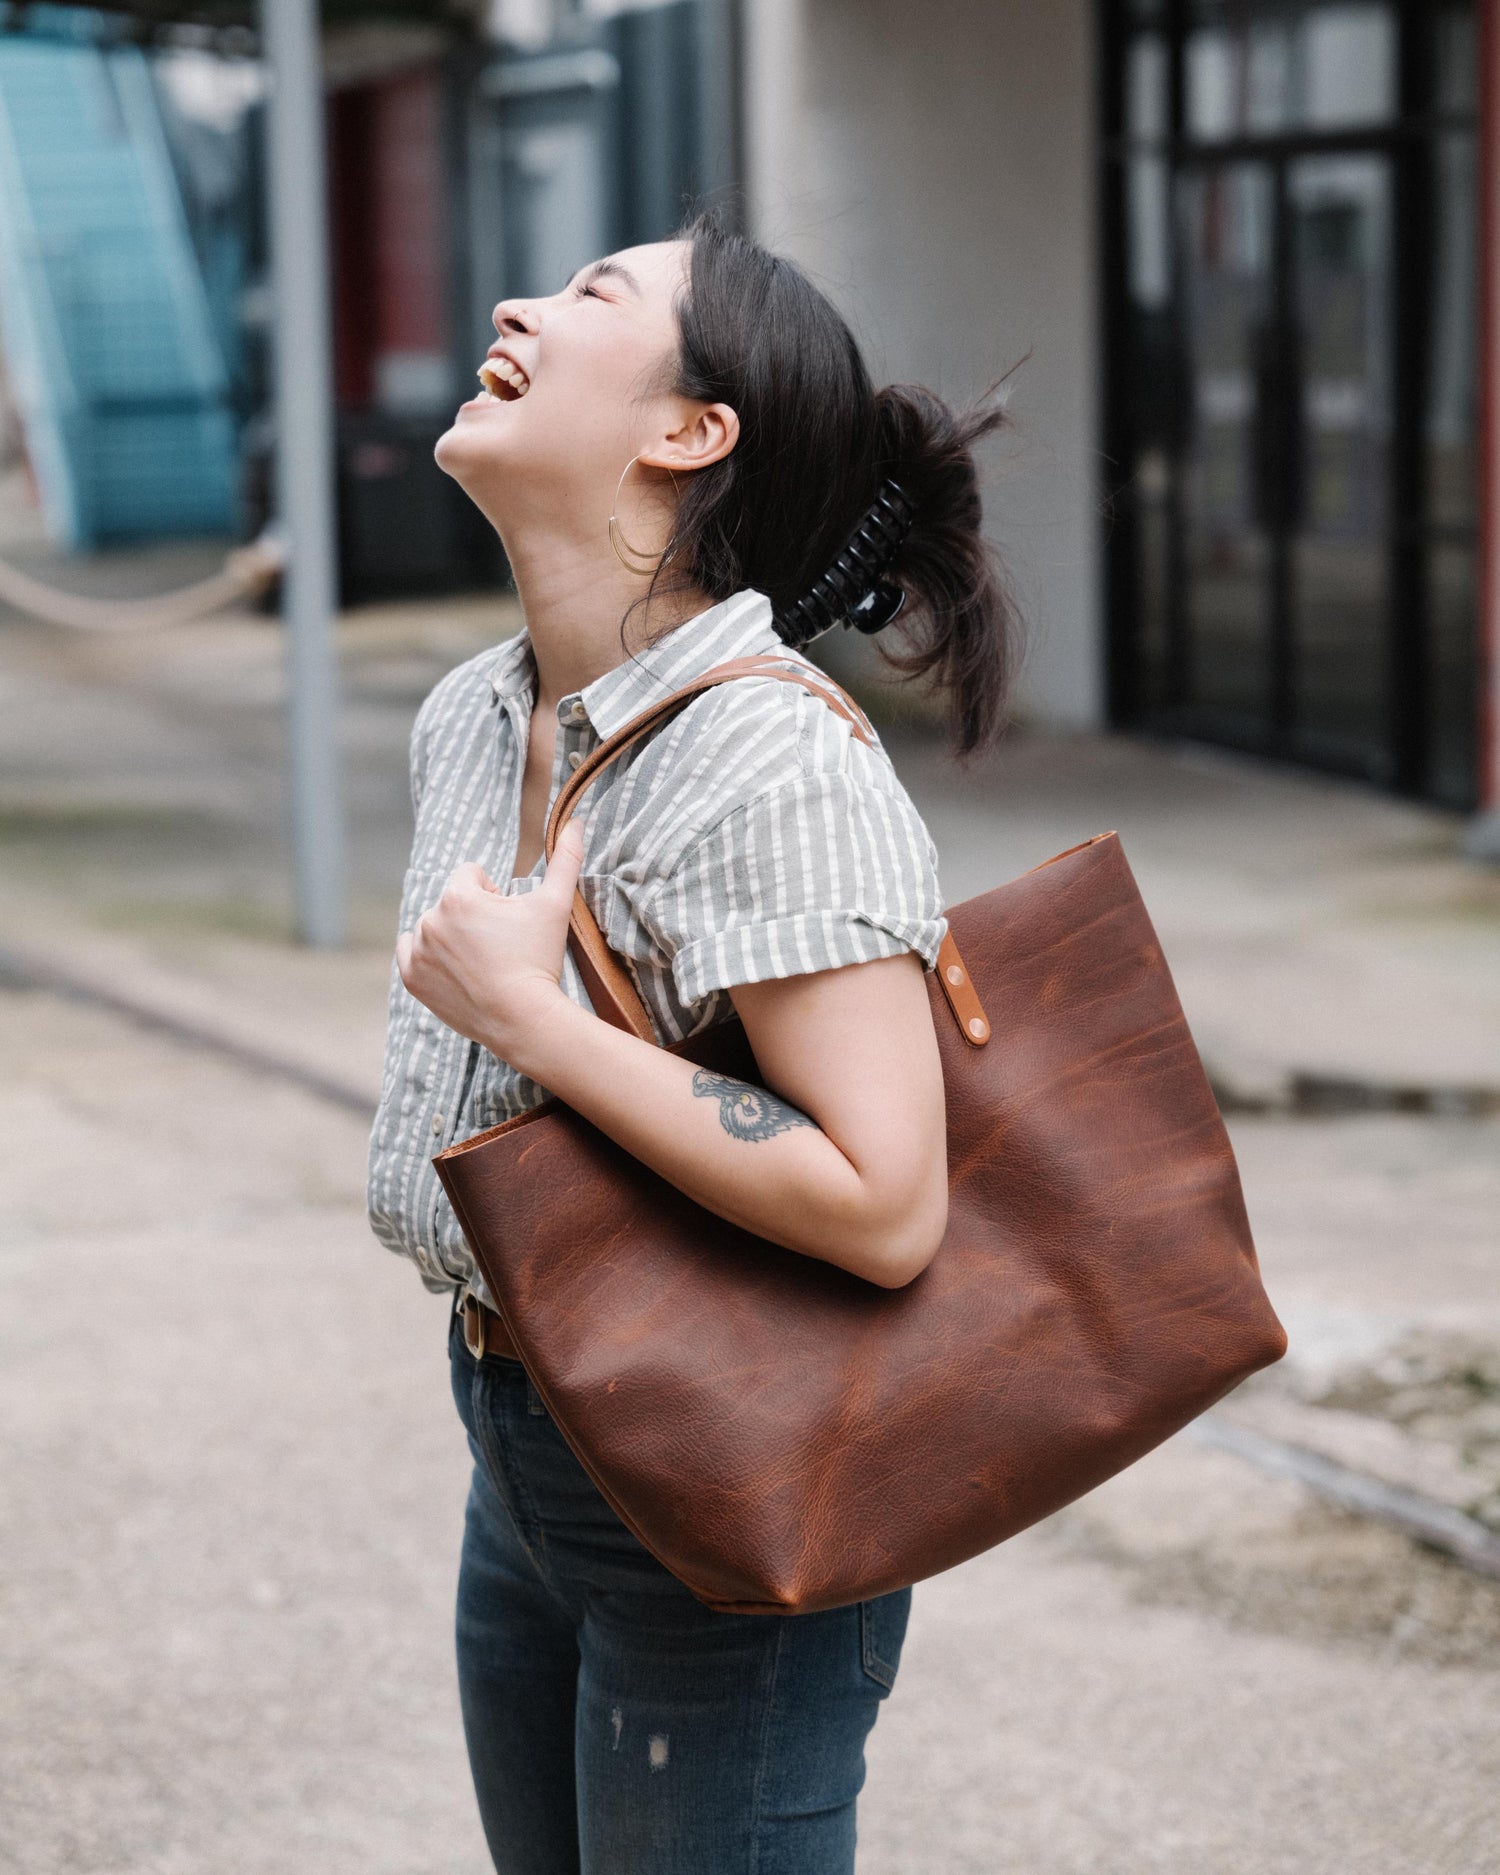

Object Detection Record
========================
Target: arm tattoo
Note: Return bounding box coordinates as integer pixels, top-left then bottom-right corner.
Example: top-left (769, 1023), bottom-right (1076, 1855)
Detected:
top-left (691, 1068), bottom-right (816, 1143)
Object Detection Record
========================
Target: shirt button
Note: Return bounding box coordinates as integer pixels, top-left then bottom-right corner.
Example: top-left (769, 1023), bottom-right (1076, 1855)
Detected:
top-left (567, 749), bottom-right (582, 770)
top-left (431, 1114), bottom-right (444, 1136)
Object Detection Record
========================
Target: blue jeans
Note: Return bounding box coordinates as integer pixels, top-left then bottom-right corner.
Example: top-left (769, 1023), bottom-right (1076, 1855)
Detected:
top-left (448, 1306), bottom-right (911, 1874)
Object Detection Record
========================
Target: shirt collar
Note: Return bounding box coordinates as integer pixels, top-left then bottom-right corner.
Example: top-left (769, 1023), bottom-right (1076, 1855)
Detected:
top-left (486, 626), bottom-right (538, 708)
top-left (487, 589), bottom-right (785, 739)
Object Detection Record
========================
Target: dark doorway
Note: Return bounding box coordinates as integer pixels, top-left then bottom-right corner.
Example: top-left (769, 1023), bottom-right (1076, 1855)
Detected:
top-left (1100, 0), bottom-right (1481, 806)
top-left (462, 0), bottom-right (742, 346)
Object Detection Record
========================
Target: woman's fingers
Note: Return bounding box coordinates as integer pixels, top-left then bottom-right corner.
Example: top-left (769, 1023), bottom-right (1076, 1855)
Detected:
top-left (447, 861), bottom-right (495, 895)
top-left (393, 832), bottom-right (583, 1035)
top-left (541, 820), bottom-right (586, 909)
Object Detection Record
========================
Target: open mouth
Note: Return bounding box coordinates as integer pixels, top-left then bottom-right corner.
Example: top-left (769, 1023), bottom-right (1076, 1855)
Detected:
top-left (477, 356), bottom-right (531, 402)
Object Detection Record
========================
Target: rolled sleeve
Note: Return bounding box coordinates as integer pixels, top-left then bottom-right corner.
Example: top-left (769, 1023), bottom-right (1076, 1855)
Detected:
top-left (644, 769), bottom-right (948, 1009)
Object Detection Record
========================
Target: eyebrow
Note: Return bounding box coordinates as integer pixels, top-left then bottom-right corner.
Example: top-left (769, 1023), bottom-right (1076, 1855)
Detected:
top-left (567, 259), bottom-right (642, 297)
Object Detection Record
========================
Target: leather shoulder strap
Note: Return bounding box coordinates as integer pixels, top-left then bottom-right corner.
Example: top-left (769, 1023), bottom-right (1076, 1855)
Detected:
top-left (546, 654), bottom-right (870, 1039)
top-left (546, 655), bottom-right (875, 848)
top-left (544, 653), bottom-right (981, 1047)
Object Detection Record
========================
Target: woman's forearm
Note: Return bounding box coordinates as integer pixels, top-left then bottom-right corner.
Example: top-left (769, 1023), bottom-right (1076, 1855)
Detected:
top-left (496, 993), bottom-right (932, 1287)
top-left (395, 851), bottom-right (946, 1286)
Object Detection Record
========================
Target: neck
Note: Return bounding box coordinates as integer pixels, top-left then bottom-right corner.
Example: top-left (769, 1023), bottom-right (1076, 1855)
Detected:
top-left (501, 516), bottom-right (713, 713)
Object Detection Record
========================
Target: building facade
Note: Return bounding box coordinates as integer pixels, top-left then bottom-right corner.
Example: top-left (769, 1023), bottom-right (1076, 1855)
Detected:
top-left (323, 0), bottom-right (739, 600)
top-left (8, 0), bottom-right (1495, 825)
top-left (742, 0), bottom-right (1499, 827)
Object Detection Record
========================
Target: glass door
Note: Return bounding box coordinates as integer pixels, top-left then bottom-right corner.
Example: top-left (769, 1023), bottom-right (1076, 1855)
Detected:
top-left (1103, 0), bottom-right (1481, 807)
top-left (1177, 160), bottom-right (1276, 736)
top-left (1285, 151), bottom-right (1393, 775)
top-left (1171, 148), bottom-right (1395, 776)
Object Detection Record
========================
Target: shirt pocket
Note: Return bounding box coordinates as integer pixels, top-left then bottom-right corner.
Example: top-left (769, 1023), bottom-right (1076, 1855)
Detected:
top-left (396, 863), bottom-right (450, 935)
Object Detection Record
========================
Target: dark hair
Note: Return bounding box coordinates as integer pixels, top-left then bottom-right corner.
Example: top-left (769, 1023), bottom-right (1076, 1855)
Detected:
top-left (635, 210), bottom-right (1024, 758)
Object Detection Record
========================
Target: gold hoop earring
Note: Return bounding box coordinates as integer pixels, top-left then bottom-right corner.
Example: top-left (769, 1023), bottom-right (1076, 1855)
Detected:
top-left (609, 454), bottom-right (680, 576)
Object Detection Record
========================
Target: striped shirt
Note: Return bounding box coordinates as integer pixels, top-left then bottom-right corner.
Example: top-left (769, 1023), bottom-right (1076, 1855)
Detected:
top-left (365, 587), bottom-right (949, 1303)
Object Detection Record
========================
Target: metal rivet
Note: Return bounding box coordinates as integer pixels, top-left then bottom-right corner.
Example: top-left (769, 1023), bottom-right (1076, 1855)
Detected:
top-left (967, 1017), bottom-right (987, 1039)
top-left (945, 964), bottom-right (964, 985)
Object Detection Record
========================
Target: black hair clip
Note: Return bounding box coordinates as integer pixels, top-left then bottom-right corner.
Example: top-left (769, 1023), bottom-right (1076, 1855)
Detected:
top-left (777, 479), bottom-right (915, 648)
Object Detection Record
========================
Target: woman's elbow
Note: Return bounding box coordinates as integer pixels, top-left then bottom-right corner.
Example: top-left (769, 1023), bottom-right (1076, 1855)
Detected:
top-left (867, 1237), bottom-right (942, 1290)
top-left (860, 1183), bottom-right (948, 1289)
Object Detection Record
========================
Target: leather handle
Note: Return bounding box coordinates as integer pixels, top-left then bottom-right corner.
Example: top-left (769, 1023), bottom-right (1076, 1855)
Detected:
top-left (544, 656), bottom-right (876, 847)
top-left (545, 657), bottom-right (875, 1041)
top-left (544, 652), bottom-right (986, 1047)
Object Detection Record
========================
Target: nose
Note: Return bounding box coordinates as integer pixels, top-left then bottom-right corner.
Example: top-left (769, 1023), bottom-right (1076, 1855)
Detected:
top-left (492, 297), bottom-right (540, 338)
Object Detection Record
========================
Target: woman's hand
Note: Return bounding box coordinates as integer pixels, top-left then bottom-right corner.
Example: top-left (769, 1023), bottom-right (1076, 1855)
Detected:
top-left (397, 823), bottom-right (947, 1288)
top-left (396, 821), bottom-right (585, 1062)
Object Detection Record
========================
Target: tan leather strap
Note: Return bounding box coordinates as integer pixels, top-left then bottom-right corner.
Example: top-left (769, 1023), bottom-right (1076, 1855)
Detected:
top-left (546, 656), bottom-right (874, 1041)
top-left (545, 652), bottom-right (985, 1046)
top-left (546, 656), bottom-right (875, 841)
top-left (458, 1292), bottom-right (521, 1362)
top-left (934, 931), bottom-right (990, 1045)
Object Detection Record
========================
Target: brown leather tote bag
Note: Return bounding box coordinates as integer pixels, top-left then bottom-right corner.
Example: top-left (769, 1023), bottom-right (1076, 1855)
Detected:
top-left (434, 654), bottom-right (1287, 1615)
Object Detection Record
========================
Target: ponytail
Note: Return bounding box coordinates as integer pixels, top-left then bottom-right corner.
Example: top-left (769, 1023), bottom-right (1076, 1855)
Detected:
top-left (656, 211), bottom-right (1025, 758)
top-left (866, 381), bottom-right (1021, 757)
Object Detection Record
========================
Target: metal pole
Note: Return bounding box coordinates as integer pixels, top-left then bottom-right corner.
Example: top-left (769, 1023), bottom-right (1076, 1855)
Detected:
top-left (1467, 0), bottom-right (1500, 861)
top-left (261, 0), bottom-right (347, 943)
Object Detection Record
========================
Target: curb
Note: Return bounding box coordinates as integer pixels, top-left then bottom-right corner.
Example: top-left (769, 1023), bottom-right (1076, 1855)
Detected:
top-left (5, 937), bottom-right (1494, 1127)
top-left (1189, 1412), bottom-right (1500, 1582)
top-left (1209, 1067), bottom-right (1500, 1121)
top-left (0, 944), bottom-right (377, 1118)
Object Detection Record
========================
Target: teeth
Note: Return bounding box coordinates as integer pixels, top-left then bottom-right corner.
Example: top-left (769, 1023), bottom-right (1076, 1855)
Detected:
top-left (477, 357), bottom-right (530, 399)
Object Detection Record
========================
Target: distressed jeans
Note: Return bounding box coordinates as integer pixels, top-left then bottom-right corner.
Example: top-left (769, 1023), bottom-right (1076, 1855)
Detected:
top-left (448, 1306), bottom-right (911, 1874)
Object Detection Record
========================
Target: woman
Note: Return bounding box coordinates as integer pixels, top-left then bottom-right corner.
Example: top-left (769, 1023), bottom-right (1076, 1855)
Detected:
top-left (366, 211), bottom-right (1020, 1874)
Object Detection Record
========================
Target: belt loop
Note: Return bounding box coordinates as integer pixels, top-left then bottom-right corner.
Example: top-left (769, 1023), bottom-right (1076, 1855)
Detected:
top-left (459, 1290), bottom-right (485, 1360)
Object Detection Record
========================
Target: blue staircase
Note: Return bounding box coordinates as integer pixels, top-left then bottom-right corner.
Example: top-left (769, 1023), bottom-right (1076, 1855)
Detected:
top-left (0, 25), bottom-right (236, 546)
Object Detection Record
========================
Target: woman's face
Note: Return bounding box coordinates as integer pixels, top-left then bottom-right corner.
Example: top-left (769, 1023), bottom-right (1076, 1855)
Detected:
top-left (434, 238), bottom-right (701, 528)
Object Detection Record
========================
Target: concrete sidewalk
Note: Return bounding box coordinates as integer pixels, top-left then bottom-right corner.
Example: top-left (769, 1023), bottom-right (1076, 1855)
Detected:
top-left (4, 974), bottom-right (1496, 1874)
top-left (4, 588), bottom-right (1499, 1872)
top-left (1, 589), bottom-right (1496, 1114)
top-left (899, 726), bottom-right (1500, 1108)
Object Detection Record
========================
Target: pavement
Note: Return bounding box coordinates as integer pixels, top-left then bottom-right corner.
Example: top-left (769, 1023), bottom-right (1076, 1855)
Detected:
top-left (3, 566), bottom-right (1500, 1871)
top-left (2, 571), bottom-right (1496, 1111)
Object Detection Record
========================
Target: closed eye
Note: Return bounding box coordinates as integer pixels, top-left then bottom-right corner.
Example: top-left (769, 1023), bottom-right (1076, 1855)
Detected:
top-left (565, 258), bottom-right (640, 299)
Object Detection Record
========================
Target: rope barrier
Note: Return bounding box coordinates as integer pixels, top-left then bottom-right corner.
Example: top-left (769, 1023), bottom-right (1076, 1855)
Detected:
top-left (0, 531), bottom-right (285, 631)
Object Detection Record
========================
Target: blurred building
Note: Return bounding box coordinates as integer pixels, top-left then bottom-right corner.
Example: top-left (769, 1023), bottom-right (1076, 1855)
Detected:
top-left (0, 0), bottom-right (738, 598)
top-left (321, 0), bottom-right (738, 600)
top-left (746, 0), bottom-right (1492, 812)
top-left (0, 0), bottom-right (1492, 816)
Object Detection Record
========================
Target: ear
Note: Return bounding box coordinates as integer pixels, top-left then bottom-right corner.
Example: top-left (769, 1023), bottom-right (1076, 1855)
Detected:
top-left (640, 401), bottom-right (739, 476)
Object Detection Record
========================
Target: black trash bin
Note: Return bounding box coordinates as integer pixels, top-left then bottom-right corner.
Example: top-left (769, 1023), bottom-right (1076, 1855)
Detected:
top-left (335, 410), bottom-right (507, 606)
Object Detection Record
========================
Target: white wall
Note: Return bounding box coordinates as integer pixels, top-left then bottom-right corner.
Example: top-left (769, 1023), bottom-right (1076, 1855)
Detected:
top-left (742, 0), bottom-right (1103, 726)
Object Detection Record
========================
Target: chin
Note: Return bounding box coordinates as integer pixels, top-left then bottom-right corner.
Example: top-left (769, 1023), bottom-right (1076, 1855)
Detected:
top-left (433, 419), bottom-right (475, 478)
top-left (433, 420), bottom-right (500, 493)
